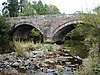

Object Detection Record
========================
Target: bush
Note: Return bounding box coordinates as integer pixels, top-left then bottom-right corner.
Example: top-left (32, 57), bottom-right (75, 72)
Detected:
top-left (13, 41), bottom-right (39, 56)
top-left (43, 44), bottom-right (54, 51)
top-left (75, 43), bottom-right (100, 75)
top-left (0, 16), bottom-right (11, 53)
top-left (13, 41), bottom-right (27, 57)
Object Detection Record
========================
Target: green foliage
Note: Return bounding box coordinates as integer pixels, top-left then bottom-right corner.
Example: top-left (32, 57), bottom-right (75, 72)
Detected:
top-left (0, 16), bottom-right (11, 53)
top-left (48, 5), bottom-right (61, 14)
top-left (93, 6), bottom-right (100, 15)
top-left (2, 0), bottom-right (61, 16)
top-left (71, 11), bottom-right (100, 75)
top-left (19, 0), bottom-right (61, 16)
top-left (55, 68), bottom-right (63, 75)
top-left (78, 14), bottom-right (100, 49)
top-left (64, 40), bottom-right (89, 58)
top-left (14, 41), bottom-right (27, 57)
top-left (32, 0), bottom-right (44, 15)
top-left (0, 16), bottom-right (10, 39)
top-left (31, 29), bottom-right (41, 36)
top-left (75, 59), bottom-right (95, 75)
top-left (66, 12), bottom-right (100, 54)
top-left (19, 0), bottom-right (37, 16)
top-left (46, 44), bottom-right (54, 51)
top-left (32, 0), bottom-right (61, 15)
top-left (29, 28), bottom-right (42, 43)
top-left (40, 44), bottom-right (54, 51)
top-left (75, 43), bottom-right (100, 75)
top-left (2, 0), bottom-right (19, 17)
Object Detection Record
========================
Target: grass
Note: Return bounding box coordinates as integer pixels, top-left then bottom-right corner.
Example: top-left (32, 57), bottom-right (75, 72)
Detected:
top-left (13, 41), bottom-right (39, 57)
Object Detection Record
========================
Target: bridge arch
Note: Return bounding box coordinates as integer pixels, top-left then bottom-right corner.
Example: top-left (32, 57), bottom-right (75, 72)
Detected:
top-left (10, 22), bottom-right (43, 42)
top-left (12, 21), bottom-right (43, 35)
top-left (52, 20), bottom-right (83, 42)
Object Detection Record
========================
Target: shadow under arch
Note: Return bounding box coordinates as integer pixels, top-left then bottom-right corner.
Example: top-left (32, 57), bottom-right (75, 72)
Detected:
top-left (52, 21), bottom-right (83, 43)
top-left (52, 21), bottom-right (91, 58)
top-left (9, 24), bottom-right (43, 43)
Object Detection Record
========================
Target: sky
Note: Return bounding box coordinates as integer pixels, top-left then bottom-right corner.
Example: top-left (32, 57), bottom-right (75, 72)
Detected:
top-left (0, 0), bottom-right (100, 14)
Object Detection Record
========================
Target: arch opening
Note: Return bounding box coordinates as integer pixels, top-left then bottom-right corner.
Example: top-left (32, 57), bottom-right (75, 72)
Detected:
top-left (52, 21), bottom-right (84, 43)
top-left (53, 24), bottom-right (75, 44)
top-left (53, 22), bottom-right (89, 58)
top-left (10, 24), bottom-right (43, 43)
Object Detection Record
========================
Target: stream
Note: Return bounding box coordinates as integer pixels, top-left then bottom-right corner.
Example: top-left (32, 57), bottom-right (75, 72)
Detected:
top-left (0, 45), bottom-right (82, 75)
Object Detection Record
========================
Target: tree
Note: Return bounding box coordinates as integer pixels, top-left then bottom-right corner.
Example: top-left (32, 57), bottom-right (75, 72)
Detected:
top-left (2, 0), bottom-right (19, 17)
top-left (19, 0), bottom-right (24, 13)
top-left (32, 1), bottom-right (60, 15)
top-left (32, 0), bottom-right (61, 15)
top-left (93, 6), bottom-right (100, 14)
top-left (32, 0), bottom-right (45, 15)
top-left (48, 5), bottom-right (61, 14)
top-left (19, 0), bottom-right (36, 16)
top-left (69, 12), bottom-right (100, 75)
top-left (29, 28), bottom-right (42, 43)
top-left (0, 16), bottom-right (11, 53)
top-left (0, 16), bottom-right (10, 41)
top-left (2, 0), bottom-right (61, 16)
top-left (36, 0), bottom-right (44, 15)
top-left (43, 4), bottom-right (50, 14)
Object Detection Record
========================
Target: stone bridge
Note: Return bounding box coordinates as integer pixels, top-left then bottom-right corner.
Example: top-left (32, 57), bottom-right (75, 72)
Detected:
top-left (9, 14), bottom-right (82, 43)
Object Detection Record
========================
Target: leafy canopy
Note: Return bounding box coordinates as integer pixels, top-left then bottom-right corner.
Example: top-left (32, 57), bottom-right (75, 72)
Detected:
top-left (0, 16), bottom-right (10, 40)
top-left (2, 0), bottom-right (61, 17)
top-left (2, 0), bottom-right (19, 17)
top-left (69, 10), bottom-right (100, 75)
top-left (0, 16), bottom-right (11, 53)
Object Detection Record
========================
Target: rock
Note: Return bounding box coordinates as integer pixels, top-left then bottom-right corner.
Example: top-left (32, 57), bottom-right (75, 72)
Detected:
top-left (11, 68), bottom-right (19, 75)
top-left (26, 70), bottom-right (34, 75)
top-left (17, 59), bottom-right (22, 63)
top-left (4, 61), bottom-right (9, 65)
top-left (2, 66), bottom-right (19, 75)
top-left (3, 57), bottom-right (9, 61)
top-left (11, 62), bottom-right (19, 67)
top-left (0, 68), bottom-right (3, 71)
top-left (24, 52), bottom-right (34, 58)
top-left (0, 45), bottom-right (81, 75)
top-left (24, 59), bottom-right (31, 66)
top-left (63, 66), bottom-right (73, 75)
top-left (49, 60), bottom-right (55, 64)
top-left (33, 65), bottom-right (40, 70)
top-left (18, 66), bottom-right (26, 73)
top-left (47, 69), bottom-right (55, 72)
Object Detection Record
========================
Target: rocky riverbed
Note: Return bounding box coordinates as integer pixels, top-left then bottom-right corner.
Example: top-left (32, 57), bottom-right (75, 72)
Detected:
top-left (0, 45), bottom-right (82, 75)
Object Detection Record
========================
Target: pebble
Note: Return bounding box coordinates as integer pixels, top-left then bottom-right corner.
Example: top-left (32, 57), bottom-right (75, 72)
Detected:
top-left (0, 48), bottom-right (82, 75)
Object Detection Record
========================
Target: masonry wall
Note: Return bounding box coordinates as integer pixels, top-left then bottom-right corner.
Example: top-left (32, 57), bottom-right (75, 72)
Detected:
top-left (9, 14), bottom-right (80, 42)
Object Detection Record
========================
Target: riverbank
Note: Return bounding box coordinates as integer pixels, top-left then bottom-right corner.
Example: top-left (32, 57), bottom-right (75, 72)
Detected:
top-left (0, 45), bottom-right (82, 75)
